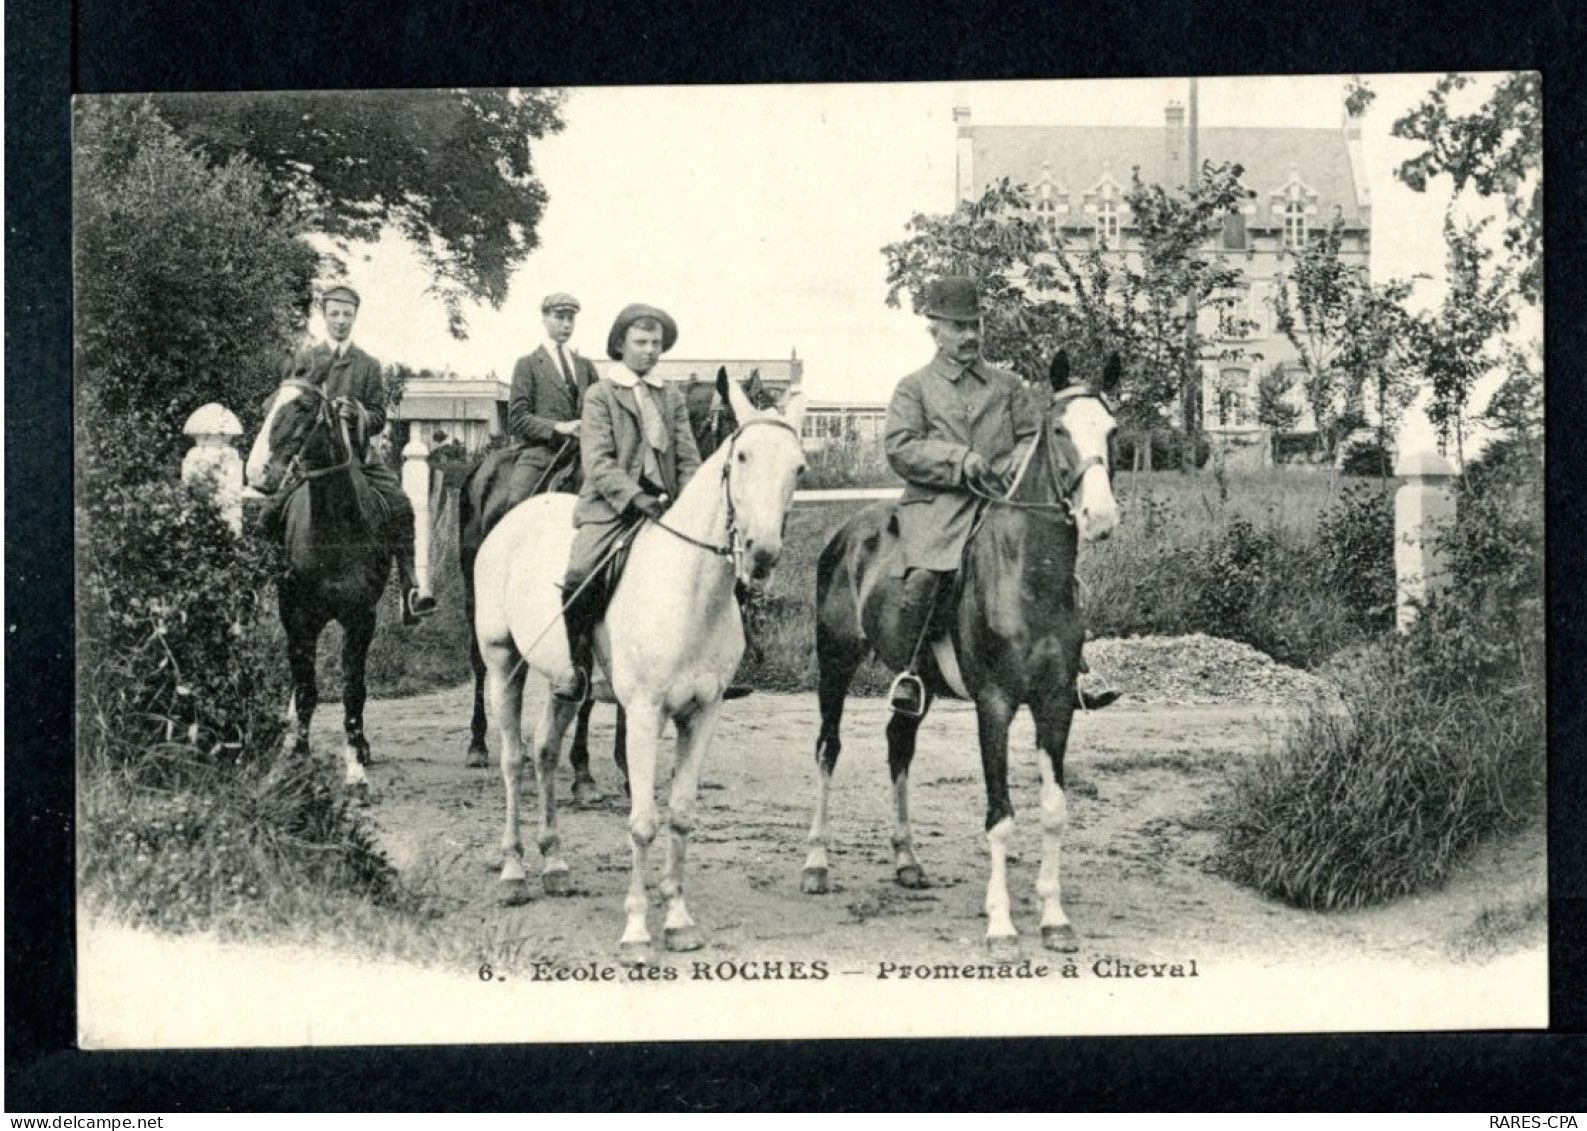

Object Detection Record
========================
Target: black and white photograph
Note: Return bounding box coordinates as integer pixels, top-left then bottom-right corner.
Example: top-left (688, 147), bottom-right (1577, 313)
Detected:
top-left (69, 73), bottom-right (1546, 1049)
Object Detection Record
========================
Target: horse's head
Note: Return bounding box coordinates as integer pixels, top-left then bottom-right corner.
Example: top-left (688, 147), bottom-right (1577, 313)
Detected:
top-left (718, 368), bottom-right (807, 587)
top-left (1027, 351), bottom-right (1121, 542)
top-left (245, 379), bottom-right (341, 494)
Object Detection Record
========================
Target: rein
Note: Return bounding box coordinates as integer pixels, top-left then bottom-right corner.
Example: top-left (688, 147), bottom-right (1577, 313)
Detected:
top-left (963, 386), bottom-right (1111, 519)
top-left (274, 380), bottom-right (356, 485)
top-left (648, 416), bottom-right (802, 568)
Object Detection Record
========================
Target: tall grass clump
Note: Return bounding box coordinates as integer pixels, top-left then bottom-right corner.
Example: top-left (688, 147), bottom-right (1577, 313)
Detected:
top-left (77, 461), bottom-right (398, 932)
top-left (800, 439), bottom-right (902, 490)
top-left (1213, 451), bottom-right (1544, 909)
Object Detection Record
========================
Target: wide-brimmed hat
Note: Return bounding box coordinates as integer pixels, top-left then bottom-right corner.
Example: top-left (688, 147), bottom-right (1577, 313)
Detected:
top-left (607, 303), bottom-right (678, 360)
top-left (541, 291), bottom-right (581, 314)
top-left (321, 284), bottom-right (362, 308)
top-left (921, 276), bottom-right (982, 322)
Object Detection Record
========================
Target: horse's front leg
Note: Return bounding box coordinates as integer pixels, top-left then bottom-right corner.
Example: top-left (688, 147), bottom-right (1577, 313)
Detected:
top-left (975, 688), bottom-right (1020, 960)
top-left (568, 699), bottom-right (604, 807)
top-left (617, 696), bottom-right (666, 965)
top-left (660, 701), bottom-right (720, 953)
top-left (887, 690), bottom-right (933, 889)
top-left (532, 692), bottom-right (581, 895)
top-left (281, 595), bottom-right (322, 757)
top-left (339, 608), bottom-right (377, 801)
top-left (486, 646), bottom-right (532, 906)
top-left (1029, 692), bottom-right (1080, 953)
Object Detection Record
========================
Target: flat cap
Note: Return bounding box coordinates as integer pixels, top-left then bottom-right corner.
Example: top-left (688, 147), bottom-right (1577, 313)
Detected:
top-left (320, 284), bottom-right (362, 308)
top-left (606, 303), bottom-right (678, 360)
top-left (541, 291), bottom-right (581, 314)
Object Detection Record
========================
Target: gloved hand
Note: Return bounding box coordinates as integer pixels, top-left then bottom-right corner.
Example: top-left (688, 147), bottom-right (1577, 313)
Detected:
top-left (630, 493), bottom-right (667, 521)
top-left (332, 397), bottom-right (362, 424)
top-left (962, 451), bottom-right (1008, 495)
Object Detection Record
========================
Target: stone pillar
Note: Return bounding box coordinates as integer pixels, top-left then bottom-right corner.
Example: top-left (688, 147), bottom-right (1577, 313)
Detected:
top-left (402, 434), bottom-right (432, 595)
top-left (1394, 449), bottom-right (1458, 633)
top-left (181, 404), bottom-right (245, 535)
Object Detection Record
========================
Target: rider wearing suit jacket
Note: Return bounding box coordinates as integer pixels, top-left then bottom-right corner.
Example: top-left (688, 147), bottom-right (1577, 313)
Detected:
top-left (262, 285), bottom-right (436, 625)
top-left (506, 292), bottom-right (600, 503)
top-left (553, 303), bottom-right (701, 702)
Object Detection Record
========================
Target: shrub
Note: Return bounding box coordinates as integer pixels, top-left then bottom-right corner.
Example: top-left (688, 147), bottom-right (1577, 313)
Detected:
top-left (1314, 484), bottom-right (1395, 632)
top-left (1340, 438), bottom-right (1394, 478)
top-left (1115, 429), bottom-right (1211, 471)
top-left (1213, 453), bottom-right (1544, 909)
top-left (800, 440), bottom-right (901, 490)
top-left (76, 467), bottom-right (398, 930)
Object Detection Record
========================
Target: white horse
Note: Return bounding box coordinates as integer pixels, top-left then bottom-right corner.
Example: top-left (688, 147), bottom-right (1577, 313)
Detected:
top-left (474, 378), bottom-right (806, 964)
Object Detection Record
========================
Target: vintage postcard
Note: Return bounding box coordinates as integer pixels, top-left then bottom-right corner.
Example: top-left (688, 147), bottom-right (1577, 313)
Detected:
top-left (73, 74), bottom-right (1546, 1048)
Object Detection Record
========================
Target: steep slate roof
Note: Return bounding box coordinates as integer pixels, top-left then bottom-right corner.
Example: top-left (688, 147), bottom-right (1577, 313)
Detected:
top-left (969, 125), bottom-right (1366, 230)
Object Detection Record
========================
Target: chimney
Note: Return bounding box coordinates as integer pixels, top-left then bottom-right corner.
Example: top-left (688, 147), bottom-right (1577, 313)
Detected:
top-left (1165, 100), bottom-right (1187, 189)
top-left (954, 101), bottom-right (974, 205)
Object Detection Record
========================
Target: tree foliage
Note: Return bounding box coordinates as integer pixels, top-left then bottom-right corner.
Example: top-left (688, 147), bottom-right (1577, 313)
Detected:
top-left (1271, 217), bottom-right (1417, 462)
top-left (74, 99), bottom-right (318, 475)
top-left (1392, 72), bottom-right (1541, 305)
top-left (149, 89), bottom-right (568, 335)
top-left (881, 164), bottom-right (1254, 456)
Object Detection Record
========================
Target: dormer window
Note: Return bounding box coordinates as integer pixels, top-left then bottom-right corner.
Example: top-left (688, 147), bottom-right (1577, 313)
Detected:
top-left (1284, 198), bottom-right (1308, 249)
top-left (1096, 194), bottom-right (1120, 246)
top-left (1033, 165), bottom-right (1067, 235)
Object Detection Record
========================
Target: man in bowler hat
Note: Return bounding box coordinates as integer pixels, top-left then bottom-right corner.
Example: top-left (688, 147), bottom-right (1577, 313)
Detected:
top-left (505, 292), bottom-right (600, 505)
top-left (884, 276), bottom-right (1117, 715)
top-left (553, 303), bottom-right (702, 702)
top-left (263, 284), bottom-right (437, 624)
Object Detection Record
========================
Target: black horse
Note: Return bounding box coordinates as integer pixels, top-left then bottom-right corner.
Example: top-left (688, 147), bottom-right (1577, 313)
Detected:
top-left (458, 366), bottom-right (774, 795)
top-left (801, 352), bottom-right (1122, 958)
top-left (245, 378), bottom-right (391, 800)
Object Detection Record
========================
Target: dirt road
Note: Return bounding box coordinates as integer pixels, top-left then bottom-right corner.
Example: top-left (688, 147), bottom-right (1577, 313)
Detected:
top-left (320, 681), bottom-right (1543, 974)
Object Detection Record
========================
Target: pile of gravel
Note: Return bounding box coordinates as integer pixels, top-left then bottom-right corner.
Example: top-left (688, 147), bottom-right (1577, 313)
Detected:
top-left (1086, 633), bottom-right (1340, 708)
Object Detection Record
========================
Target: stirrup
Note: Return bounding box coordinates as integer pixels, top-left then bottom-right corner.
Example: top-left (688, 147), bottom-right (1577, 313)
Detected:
top-left (888, 671), bottom-right (927, 718)
top-left (403, 588), bottom-right (437, 625)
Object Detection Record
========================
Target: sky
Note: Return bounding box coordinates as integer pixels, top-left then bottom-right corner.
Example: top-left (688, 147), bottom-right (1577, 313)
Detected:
top-left (326, 73), bottom-right (1529, 412)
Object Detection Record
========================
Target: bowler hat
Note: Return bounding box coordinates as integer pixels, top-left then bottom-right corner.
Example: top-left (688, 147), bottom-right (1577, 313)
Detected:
top-left (541, 291), bottom-right (581, 314)
top-left (921, 276), bottom-right (982, 321)
top-left (321, 284), bottom-right (362, 308)
top-left (607, 303), bottom-right (679, 360)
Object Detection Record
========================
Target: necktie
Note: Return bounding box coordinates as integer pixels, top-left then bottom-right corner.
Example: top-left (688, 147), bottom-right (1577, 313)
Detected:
top-left (556, 345), bottom-right (578, 404)
top-left (635, 381), bottom-right (670, 455)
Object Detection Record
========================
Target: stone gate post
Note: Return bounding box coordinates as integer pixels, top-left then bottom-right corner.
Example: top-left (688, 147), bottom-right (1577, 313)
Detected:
top-left (402, 433), bottom-right (432, 595)
top-left (181, 404), bottom-right (245, 535)
top-left (1394, 449), bottom-right (1458, 633)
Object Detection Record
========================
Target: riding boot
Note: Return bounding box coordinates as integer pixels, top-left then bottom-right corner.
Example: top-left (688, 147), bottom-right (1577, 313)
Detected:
top-left (889, 568), bottom-right (945, 717)
top-left (723, 580), bottom-right (760, 700)
top-left (390, 505), bottom-right (436, 625)
top-left (553, 583), bottom-right (598, 703)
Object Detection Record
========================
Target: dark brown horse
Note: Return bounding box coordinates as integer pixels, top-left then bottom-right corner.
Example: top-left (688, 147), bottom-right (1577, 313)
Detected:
top-left (458, 366), bottom-right (771, 795)
top-left (245, 378), bottom-right (392, 799)
top-left (801, 352), bottom-right (1121, 958)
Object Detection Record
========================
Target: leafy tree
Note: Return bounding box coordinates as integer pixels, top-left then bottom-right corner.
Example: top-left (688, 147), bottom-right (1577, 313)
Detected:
top-left (1271, 217), bottom-right (1416, 465)
top-left (1409, 218), bottom-right (1516, 465)
top-left (1393, 72), bottom-right (1541, 305)
top-left (149, 89), bottom-right (568, 335)
top-left (74, 99), bottom-right (318, 476)
top-left (882, 164), bottom-right (1255, 470)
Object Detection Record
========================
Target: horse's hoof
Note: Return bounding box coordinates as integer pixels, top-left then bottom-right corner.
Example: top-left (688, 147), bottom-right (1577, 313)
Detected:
top-left (617, 941), bottom-right (653, 967)
top-left (464, 746), bottom-right (489, 770)
top-left (801, 868), bottom-right (830, 895)
top-left (985, 934), bottom-right (1021, 963)
top-left (572, 776), bottom-right (604, 807)
top-left (499, 878), bottom-right (534, 907)
top-left (895, 864), bottom-right (929, 890)
top-left (542, 868), bottom-right (571, 897)
top-left (1041, 924), bottom-right (1080, 953)
top-left (664, 925), bottom-right (705, 953)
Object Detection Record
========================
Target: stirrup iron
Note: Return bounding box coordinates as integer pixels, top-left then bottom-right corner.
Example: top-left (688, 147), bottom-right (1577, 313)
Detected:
top-left (888, 671), bottom-right (927, 718)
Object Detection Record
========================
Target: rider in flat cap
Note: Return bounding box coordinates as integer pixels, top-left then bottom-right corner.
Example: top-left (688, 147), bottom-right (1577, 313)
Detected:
top-left (505, 291), bottom-right (600, 506)
top-left (262, 284), bottom-right (437, 624)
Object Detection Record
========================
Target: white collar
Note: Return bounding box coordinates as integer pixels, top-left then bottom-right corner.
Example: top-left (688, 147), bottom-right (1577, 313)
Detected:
top-left (544, 338), bottom-right (577, 359)
top-left (324, 338), bottom-right (354, 357)
top-left (606, 363), bottom-right (666, 391)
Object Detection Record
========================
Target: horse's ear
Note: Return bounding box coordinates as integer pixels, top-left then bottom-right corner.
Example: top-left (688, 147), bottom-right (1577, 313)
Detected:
top-left (715, 366), bottom-right (730, 406)
top-left (1100, 352), bottom-right (1122, 397)
top-left (1048, 351), bottom-right (1071, 390)
top-left (724, 368), bottom-right (757, 425)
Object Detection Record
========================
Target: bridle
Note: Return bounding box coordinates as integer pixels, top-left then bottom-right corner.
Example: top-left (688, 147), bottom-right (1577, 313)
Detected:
top-left (649, 416), bottom-right (802, 580)
top-left (272, 379), bottom-right (355, 484)
top-left (964, 385), bottom-right (1116, 521)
